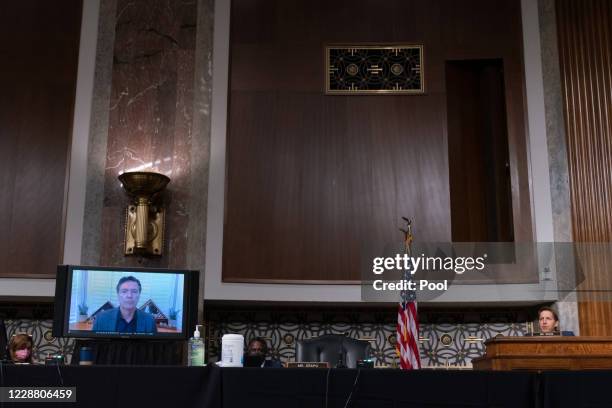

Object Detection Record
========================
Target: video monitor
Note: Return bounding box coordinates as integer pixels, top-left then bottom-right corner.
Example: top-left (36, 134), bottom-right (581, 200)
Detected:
top-left (53, 265), bottom-right (198, 339)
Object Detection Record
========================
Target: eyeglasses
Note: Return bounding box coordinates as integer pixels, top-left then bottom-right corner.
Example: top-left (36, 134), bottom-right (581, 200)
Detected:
top-left (11, 332), bottom-right (32, 338)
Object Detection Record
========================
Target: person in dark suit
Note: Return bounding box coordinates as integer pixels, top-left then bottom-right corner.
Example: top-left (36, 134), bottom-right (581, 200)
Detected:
top-left (244, 337), bottom-right (282, 368)
top-left (538, 306), bottom-right (559, 334)
top-left (537, 306), bottom-right (574, 336)
top-left (92, 276), bottom-right (157, 334)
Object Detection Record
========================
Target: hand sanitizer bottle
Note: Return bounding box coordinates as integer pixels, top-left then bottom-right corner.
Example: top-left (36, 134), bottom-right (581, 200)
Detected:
top-left (188, 324), bottom-right (205, 366)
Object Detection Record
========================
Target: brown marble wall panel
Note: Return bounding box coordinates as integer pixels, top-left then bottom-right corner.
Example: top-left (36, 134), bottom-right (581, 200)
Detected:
top-left (99, 0), bottom-right (198, 268)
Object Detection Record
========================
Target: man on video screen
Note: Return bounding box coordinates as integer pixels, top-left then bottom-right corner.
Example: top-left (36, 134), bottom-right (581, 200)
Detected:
top-left (92, 276), bottom-right (157, 334)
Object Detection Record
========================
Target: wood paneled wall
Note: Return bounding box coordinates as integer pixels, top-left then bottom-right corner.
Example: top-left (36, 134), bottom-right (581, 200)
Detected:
top-left (0, 1), bottom-right (82, 277)
top-left (556, 0), bottom-right (612, 335)
top-left (223, 0), bottom-right (532, 283)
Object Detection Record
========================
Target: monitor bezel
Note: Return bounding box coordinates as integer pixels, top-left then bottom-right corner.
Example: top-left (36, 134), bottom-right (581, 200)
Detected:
top-left (53, 264), bottom-right (198, 340)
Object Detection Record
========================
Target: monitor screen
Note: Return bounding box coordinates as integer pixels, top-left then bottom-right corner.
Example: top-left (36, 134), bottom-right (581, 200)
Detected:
top-left (54, 265), bottom-right (198, 339)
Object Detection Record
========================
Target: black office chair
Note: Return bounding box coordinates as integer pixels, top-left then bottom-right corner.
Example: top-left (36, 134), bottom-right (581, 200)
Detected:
top-left (0, 319), bottom-right (8, 360)
top-left (296, 334), bottom-right (371, 368)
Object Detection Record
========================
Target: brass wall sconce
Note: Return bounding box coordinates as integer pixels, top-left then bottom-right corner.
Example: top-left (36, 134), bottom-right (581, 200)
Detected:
top-left (118, 171), bottom-right (170, 256)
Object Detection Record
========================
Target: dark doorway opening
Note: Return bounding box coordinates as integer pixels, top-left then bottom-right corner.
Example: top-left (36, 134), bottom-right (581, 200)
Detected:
top-left (446, 59), bottom-right (514, 242)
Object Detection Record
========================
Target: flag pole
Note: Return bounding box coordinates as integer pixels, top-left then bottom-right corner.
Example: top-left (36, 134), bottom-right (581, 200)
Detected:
top-left (396, 217), bottom-right (421, 369)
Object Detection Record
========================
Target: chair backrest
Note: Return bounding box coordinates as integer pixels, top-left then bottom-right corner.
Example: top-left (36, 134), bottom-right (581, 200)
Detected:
top-left (296, 334), bottom-right (371, 368)
top-left (0, 319), bottom-right (7, 360)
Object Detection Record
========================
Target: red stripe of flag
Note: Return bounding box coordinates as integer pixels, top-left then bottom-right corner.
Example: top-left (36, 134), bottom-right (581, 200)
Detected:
top-left (396, 301), bottom-right (421, 369)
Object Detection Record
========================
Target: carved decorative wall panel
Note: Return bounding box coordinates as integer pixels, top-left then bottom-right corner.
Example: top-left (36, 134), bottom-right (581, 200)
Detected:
top-left (207, 308), bottom-right (530, 368)
top-left (326, 45), bottom-right (424, 94)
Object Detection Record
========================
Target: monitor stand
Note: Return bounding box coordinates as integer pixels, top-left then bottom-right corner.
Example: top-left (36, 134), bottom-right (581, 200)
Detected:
top-left (71, 339), bottom-right (185, 365)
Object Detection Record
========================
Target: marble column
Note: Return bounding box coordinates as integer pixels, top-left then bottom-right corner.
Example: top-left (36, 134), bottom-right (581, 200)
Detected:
top-left (82, 0), bottom-right (214, 299)
top-left (538, 0), bottom-right (579, 334)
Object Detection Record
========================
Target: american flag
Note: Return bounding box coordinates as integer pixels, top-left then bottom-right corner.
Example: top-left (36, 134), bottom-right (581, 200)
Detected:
top-left (396, 219), bottom-right (421, 369)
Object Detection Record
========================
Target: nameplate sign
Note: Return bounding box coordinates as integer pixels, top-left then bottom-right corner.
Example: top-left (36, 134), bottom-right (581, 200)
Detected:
top-left (286, 362), bottom-right (330, 368)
